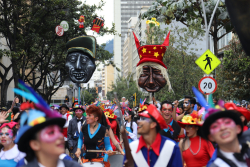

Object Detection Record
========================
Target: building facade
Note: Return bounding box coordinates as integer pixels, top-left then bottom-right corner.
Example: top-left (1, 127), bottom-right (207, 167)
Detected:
top-left (102, 64), bottom-right (115, 98)
top-left (114, 0), bottom-right (155, 80)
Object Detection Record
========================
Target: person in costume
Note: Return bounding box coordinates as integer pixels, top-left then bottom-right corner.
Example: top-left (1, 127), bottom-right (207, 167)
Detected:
top-left (75, 105), bottom-right (113, 167)
top-left (159, 100), bottom-right (185, 142)
top-left (100, 111), bottom-right (124, 155)
top-left (203, 107), bottom-right (250, 167)
top-left (124, 110), bottom-right (137, 143)
top-left (177, 112), bottom-right (214, 167)
top-left (104, 107), bottom-right (121, 151)
top-left (60, 104), bottom-right (72, 150)
top-left (183, 95), bottom-right (196, 115)
top-left (67, 105), bottom-right (86, 161)
top-left (0, 122), bottom-right (25, 167)
top-left (120, 97), bottom-right (129, 115)
top-left (133, 31), bottom-right (172, 93)
top-left (124, 104), bottom-right (182, 167)
top-left (12, 81), bottom-right (81, 167)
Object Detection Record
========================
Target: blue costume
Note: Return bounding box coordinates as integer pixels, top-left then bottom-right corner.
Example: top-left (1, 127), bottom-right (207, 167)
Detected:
top-left (124, 134), bottom-right (182, 167)
top-left (0, 144), bottom-right (25, 167)
top-left (77, 123), bottom-right (112, 162)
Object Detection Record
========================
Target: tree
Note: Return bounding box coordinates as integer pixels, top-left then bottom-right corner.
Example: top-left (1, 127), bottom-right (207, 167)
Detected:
top-left (142, 0), bottom-right (233, 57)
top-left (81, 88), bottom-right (98, 105)
top-left (215, 36), bottom-right (250, 101)
top-left (143, 19), bottom-right (204, 101)
top-left (0, 0), bottom-right (117, 105)
top-left (106, 74), bottom-right (145, 107)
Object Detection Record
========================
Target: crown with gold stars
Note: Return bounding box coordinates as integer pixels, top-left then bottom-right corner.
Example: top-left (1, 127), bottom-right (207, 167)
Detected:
top-left (133, 31), bottom-right (170, 69)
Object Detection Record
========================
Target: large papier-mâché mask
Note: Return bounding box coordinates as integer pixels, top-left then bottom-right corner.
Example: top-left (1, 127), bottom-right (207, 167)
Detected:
top-left (138, 65), bottom-right (166, 92)
top-left (65, 51), bottom-right (96, 83)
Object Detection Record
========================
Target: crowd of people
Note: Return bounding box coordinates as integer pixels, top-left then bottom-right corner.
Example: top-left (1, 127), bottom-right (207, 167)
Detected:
top-left (1, 87), bottom-right (250, 167)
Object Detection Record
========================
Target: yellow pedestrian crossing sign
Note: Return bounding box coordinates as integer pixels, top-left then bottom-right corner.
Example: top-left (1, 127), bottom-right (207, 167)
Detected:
top-left (195, 49), bottom-right (221, 74)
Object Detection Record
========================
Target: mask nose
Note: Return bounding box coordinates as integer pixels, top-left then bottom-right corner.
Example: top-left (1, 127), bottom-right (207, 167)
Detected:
top-left (76, 56), bottom-right (81, 70)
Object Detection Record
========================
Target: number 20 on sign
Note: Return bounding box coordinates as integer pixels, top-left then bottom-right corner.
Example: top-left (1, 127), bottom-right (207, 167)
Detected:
top-left (198, 76), bottom-right (217, 95)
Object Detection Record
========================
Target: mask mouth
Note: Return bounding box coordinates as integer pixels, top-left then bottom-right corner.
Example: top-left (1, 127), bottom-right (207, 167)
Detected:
top-left (70, 68), bottom-right (87, 81)
top-left (72, 71), bottom-right (86, 80)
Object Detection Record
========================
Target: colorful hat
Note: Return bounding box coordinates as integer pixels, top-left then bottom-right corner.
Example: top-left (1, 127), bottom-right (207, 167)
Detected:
top-left (66, 36), bottom-right (97, 58)
top-left (104, 104), bottom-right (118, 119)
top-left (73, 104), bottom-right (85, 112)
top-left (139, 104), bottom-right (168, 130)
top-left (224, 103), bottom-right (250, 122)
top-left (177, 111), bottom-right (203, 128)
top-left (13, 80), bottom-right (65, 152)
top-left (133, 31), bottom-right (170, 69)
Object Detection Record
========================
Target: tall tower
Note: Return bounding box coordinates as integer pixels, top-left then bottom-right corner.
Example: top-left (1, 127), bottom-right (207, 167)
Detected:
top-left (114, 0), bottom-right (155, 80)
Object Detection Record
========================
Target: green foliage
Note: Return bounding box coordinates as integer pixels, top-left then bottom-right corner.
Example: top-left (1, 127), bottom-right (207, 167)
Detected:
top-left (146, 19), bottom-right (204, 101)
top-left (106, 74), bottom-right (145, 107)
top-left (142, 0), bottom-right (233, 56)
top-left (215, 37), bottom-right (250, 101)
top-left (0, 0), bottom-right (116, 103)
top-left (82, 88), bottom-right (98, 105)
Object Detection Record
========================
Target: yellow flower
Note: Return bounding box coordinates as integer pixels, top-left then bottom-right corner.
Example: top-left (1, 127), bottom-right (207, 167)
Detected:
top-left (182, 115), bottom-right (190, 123)
top-left (146, 20), bottom-right (151, 24)
top-left (190, 117), bottom-right (197, 124)
top-left (151, 18), bottom-right (156, 21)
top-left (156, 22), bottom-right (160, 26)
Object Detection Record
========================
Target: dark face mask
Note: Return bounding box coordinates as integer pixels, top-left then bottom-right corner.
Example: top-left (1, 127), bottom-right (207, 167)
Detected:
top-left (138, 66), bottom-right (166, 92)
top-left (65, 52), bottom-right (96, 83)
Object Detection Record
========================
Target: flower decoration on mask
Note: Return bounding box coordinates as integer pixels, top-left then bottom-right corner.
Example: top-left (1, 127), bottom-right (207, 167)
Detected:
top-left (138, 98), bottom-right (148, 113)
top-left (146, 18), bottom-right (160, 27)
top-left (104, 104), bottom-right (118, 119)
top-left (94, 101), bottom-right (105, 111)
top-left (180, 111), bottom-right (203, 127)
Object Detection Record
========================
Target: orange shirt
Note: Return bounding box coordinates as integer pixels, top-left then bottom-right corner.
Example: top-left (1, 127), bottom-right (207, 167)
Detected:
top-left (182, 136), bottom-right (214, 167)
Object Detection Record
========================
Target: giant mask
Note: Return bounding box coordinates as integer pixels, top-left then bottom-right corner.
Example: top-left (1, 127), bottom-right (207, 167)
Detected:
top-left (133, 32), bottom-right (172, 92)
top-left (66, 36), bottom-right (97, 83)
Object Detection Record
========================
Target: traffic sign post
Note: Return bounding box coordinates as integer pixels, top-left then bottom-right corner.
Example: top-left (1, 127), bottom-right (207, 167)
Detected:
top-left (195, 49), bottom-right (221, 75)
top-left (198, 76), bottom-right (217, 95)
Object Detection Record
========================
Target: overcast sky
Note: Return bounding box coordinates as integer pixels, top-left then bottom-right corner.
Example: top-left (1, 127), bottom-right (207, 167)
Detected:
top-left (81, 0), bottom-right (114, 44)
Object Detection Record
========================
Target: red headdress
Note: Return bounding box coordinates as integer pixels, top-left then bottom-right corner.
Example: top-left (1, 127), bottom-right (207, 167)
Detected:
top-left (139, 104), bottom-right (168, 130)
top-left (224, 103), bottom-right (250, 122)
top-left (133, 31), bottom-right (170, 69)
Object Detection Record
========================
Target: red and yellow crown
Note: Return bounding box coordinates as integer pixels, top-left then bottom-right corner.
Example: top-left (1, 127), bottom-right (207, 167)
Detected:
top-left (133, 31), bottom-right (170, 69)
top-left (104, 108), bottom-right (117, 119)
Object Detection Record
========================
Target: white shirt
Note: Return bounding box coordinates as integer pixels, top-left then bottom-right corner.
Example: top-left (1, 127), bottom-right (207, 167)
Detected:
top-left (62, 113), bottom-right (72, 128)
top-left (38, 159), bottom-right (65, 167)
top-left (219, 147), bottom-right (248, 167)
top-left (0, 144), bottom-right (26, 162)
top-left (124, 121), bottom-right (138, 141)
top-left (77, 117), bottom-right (83, 133)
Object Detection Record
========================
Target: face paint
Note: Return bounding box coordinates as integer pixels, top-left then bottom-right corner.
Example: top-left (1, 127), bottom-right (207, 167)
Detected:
top-left (210, 118), bottom-right (236, 134)
top-left (75, 109), bottom-right (83, 113)
top-left (40, 125), bottom-right (63, 143)
top-left (0, 127), bottom-right (13, 145)
top-left (183, 102), bottom-right (190, 107)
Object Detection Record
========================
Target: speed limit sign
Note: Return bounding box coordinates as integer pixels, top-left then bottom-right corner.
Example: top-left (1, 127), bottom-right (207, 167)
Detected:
top-left (198, 76), bottom-right (217, 95)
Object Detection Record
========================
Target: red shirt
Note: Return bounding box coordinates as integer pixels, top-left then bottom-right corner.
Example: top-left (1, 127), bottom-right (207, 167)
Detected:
top-left (182, 136), bottom-right (214, 167)
top-left (106, 118), bottom-right (117, 135)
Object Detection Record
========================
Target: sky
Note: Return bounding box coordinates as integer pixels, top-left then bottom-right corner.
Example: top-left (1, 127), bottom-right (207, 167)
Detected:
top-left (81, 0), bottom-right (114, 45)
